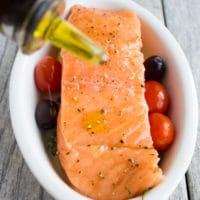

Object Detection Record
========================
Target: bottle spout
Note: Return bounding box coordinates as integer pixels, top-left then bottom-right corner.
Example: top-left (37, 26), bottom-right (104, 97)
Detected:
top-left (34, 16), bottom-right (108, 64)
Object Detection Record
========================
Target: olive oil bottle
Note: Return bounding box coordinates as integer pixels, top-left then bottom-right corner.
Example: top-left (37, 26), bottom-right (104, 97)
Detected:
top-left (0, 0), bottom-right (107, 64)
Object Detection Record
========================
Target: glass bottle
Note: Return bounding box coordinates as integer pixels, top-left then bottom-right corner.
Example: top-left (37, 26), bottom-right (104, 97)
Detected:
top-left (0, 0), bottom-right (107, 64)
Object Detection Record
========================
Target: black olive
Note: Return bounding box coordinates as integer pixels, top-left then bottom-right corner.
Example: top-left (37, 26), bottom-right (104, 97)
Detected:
top-left (35, 100), bottom-right (59, 130)
top-left (144, 56), bottom-right (166, 81)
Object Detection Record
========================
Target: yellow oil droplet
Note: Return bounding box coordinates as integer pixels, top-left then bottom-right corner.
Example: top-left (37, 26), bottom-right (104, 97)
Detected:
top-left (82, 110), bottom-right (108, 134)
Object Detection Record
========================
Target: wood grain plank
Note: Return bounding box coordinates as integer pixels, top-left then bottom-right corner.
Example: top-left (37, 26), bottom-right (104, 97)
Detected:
top-left (163, 1), bottom-right (200, 200)
top-left (133, 0), bottom-right (164, 21)
top-left (0, 37), bottom-right (42, 200)
top-left (169, 179), bottom-right (188, 200)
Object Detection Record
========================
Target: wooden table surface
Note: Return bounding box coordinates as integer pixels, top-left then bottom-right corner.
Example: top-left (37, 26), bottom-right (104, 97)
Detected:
top-left (0, 0), bottom-right (199, 199)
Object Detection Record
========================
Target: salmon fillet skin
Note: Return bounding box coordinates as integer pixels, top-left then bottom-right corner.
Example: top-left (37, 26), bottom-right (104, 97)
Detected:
top-left (57, 5), bottom-right (164, 200)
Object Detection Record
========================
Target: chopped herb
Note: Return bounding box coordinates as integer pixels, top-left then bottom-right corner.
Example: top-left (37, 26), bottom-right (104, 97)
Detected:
top-left (142, 188), bottom-right (151, 200)
top-left (128, 189), bottom-right (132, 197)
top-left (47, 135), bottom-right (57, 157)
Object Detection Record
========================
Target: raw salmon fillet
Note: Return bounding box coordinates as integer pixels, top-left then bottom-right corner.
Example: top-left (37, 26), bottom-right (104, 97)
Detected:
top-left (57, 5), bottom-right (164, 200)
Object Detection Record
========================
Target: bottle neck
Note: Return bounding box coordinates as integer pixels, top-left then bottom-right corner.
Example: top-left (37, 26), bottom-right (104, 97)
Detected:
top-left (1, 0), bottom-right (65, 54)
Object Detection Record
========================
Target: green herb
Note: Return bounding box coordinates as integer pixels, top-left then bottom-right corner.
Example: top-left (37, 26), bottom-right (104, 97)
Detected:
top-left (128, 189), bottom-right (132, 197)
top-left (142, 188), bottom-right (151, 200)
top-left (47, 135), bottom-right (57, 156)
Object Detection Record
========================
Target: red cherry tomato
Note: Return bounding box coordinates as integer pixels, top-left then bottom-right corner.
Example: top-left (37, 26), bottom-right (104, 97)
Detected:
top-left (149, 113), bottom-right (174, 151)
top-left (145, 80), bottom-right (169, 113)
top-left (34, 56), bottom-right (62, 93)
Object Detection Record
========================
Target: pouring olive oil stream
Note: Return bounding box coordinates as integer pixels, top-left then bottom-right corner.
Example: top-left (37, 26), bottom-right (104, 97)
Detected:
top-left (0, 0), bottom-right (107, 64)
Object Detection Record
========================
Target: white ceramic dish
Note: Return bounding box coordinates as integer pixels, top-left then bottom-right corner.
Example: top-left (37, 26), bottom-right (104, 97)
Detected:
top-left (9, 0), bottom-right (198, 199)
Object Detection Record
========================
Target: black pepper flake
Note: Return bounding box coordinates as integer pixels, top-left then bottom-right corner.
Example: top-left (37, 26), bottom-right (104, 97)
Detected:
top-left (128, 158), bottom-right (134, 167)
top-left (90, 26), bottom-right (94, 29)
top-left (112, 80), bottom-right (115, 82)
top-left (109, 32), bottom-right (113, 35)
top-left (78, 170), bottom-right (82, 174)
top-left (120, 139), bottom-right (124, 144)
top-left (77, 108), bottom-right (81, 112)
top-left (104, 25), bottom-right (107, 27)
top-left (100, 109), bottom-right (105, 114)
top-left (66, 152), bottom-right (70, 155)
top-left (76, 159), bottom-right (80, 163)
top-left (135, 164), bottom-right (140, 167)
top-left (91, 131), bottom-right (95, 135)
top-left (128, 158), bottom-right (133, 163)
top-left (111, 147), bottom-right (114, 150)
top-left (87, 144), bottom-right (91, 147)
top-left (118, 22), bottom-right (121, 26)
top-left (141, 84), bottom-right (145, 88)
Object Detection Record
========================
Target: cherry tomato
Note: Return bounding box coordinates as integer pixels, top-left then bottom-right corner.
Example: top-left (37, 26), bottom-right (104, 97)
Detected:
top-left (145, 80), bottom-right (169, 113)
top-left (34, 56), bottom-right (61, 93)
top-left (149, 113), bottom-right (174, 151)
